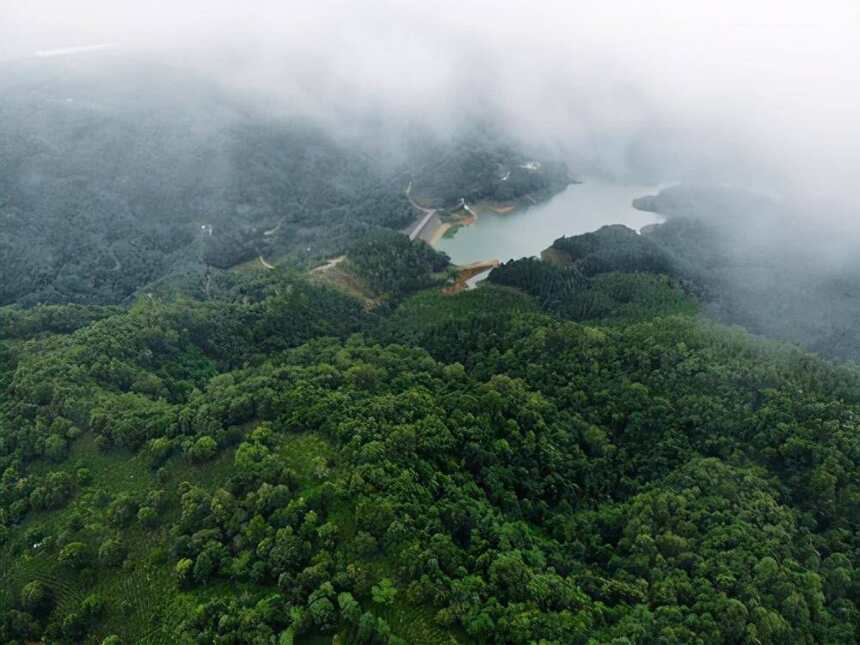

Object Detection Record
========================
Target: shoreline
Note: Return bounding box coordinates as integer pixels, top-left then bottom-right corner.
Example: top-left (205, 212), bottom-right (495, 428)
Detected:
top-left (412, 175), bottom-right (576, 251)
top-left (431, 180), bottom-right (665, 266)
top-left (428, 211), bottom-right (476, 246)
top-left (425, 191), bottom-right (556, 249)
top-left (443, 259), bottom-right (501, 294)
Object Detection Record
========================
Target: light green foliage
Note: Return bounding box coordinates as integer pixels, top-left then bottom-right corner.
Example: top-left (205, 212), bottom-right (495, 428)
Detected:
top-left (44, 435), bottom-right (69, 463)
top-left (371, 578), bottom-right (398, 606)
top-left (186, 436), bottom-right (218, 463)
top-left (20, 581), bottom-right (52, 615)
top-left (1, 240), bottom-right (860, 644)
top-left (136, 506), bottom-right (159, 528)
top-left (98, 538), bottom-right (126, 568)
top-left (58, 542), bottom-right (89, 569)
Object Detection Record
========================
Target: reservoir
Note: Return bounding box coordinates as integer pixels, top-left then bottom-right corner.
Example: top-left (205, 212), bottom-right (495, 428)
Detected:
top-left (435, 180), bottom-right (664, 265)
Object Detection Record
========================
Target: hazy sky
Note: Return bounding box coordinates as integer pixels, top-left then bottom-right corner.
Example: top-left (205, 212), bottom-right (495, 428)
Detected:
top-left (3, 1), bottom-right (859, 202)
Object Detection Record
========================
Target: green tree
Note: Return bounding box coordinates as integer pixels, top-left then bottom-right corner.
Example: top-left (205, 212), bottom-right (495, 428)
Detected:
top-left (58, 542), bottom-right (90, 569)
top-left (175, 558), bottom-right (194, 587)
top-left (20, 581), bottom-right (52, 615)
top-left (186, 436), bottom-right (218, 463)
top-left (137, 506), bottom-right (159, 528)
top-left (371, 578), bottom-right (397, 606)
top-left (44, 434), bottom-right (69, 462)
top-left (338, 592), bottom-right (362, 624)
top-left (98, 538), bottom-right (126, 567)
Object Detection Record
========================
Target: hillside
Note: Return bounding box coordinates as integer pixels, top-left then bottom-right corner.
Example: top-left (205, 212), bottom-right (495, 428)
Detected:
top-left (405, 129), bottom-right (572, 210)
top-left (0, 57), bottom-right (570, 310)
top-left (0, 57), bottom-right (418, 307)
top-left (2, 4), bottom-right (859, 643)
top-left (2, 233), bottom-right (859, 643)
top-left (630, 185), bottom-right (860, 361)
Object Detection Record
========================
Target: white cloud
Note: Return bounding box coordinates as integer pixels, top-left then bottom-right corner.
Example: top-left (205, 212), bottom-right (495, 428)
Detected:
top-left (34, 43), bottom-right (116, 58)
top-left (2, 0), bottom-right (859, 202)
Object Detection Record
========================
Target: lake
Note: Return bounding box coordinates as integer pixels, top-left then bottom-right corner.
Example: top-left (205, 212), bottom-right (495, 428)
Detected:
top-left (435, 180), bottom-right (664, 265)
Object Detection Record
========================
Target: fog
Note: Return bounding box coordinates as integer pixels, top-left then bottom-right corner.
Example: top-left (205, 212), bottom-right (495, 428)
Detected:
top-left (3, 1), bottom-right (858, 201)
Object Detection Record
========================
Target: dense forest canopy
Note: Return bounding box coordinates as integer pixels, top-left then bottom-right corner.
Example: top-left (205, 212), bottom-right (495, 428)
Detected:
top-left (530, 185), bottom-right (860, 360)
top-left (1, 49), bottom-right (860, 645)
top-left (632, 186), bottom-right (860, 361)
top-left (404, 129), bottom-right (572, 208)
top-left (2, 234), bottom-right (860, 642)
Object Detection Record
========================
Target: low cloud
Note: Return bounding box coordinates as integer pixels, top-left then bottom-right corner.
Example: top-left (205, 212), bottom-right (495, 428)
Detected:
top-left (3, 0), bottom-right (859, 207)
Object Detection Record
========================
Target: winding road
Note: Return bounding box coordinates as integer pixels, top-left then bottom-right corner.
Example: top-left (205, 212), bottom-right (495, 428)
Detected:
top-left (106, 247), bottom-right (121, 272)
top-left (259, 255), bottom-right (275, 270)
top-left (264, 219), bottom-right (284, 237)
top-left (311, 255), bottom-right (346, 273)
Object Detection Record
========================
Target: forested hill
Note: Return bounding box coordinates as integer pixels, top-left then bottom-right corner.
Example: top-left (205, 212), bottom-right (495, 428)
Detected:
top-left (1, 57), bottom-right (859, 645)
top-left (0, 57), bottom-right (414, 307)
top-left (2, 231), bottom-right (859, 643)
top-left (0, 57), bottom-right (569, 309)
top-left (523, 188), bottom-right (860, 363)
top-left (631, 185), bottom-right (860, 361)
top-left (404, 128), bottom-right (572, 209)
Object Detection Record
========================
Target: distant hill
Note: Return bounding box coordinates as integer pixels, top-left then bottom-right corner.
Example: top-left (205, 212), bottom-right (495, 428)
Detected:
top-left (0, 56), bottom-right (423, 307)
top-left (0, 57), bottom-right (571, 309)
top-left (493, 184), bottom-right (860, 362)
top-left (405, 128), bottom-right (571, 208)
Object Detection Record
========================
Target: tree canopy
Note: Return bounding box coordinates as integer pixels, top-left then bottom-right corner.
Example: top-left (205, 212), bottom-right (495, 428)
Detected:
top-left (1, 248), bottom-right (859, 642)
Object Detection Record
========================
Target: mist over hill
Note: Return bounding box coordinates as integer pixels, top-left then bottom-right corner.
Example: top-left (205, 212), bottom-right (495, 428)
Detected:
top-left (0, 56), bottom-right (571, 307)
top-left (635, 185), bottom-right (860, 360)
top-left (2, 4), bottom-right (860, 644)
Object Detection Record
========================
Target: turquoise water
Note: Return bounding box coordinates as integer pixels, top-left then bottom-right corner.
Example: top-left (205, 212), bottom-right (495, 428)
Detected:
top-left (436, 180), bottom-right (663, 265)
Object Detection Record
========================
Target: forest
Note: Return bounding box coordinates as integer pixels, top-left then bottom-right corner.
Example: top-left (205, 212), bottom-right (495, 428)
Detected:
top-left (3, 4), bottom-right (859, 643)
top-left (631, 185), bottom-right (860, 361)
top-left (0, 58), bottom-right (570, 310)
top-left (2, 52), bottom-right (860, 645)
top-left (1, 224), bottom-right (859, 643)
top-left (0, 57), bottom-right (414, 307)
top-left (404, 127), bottom-right (572, 208)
